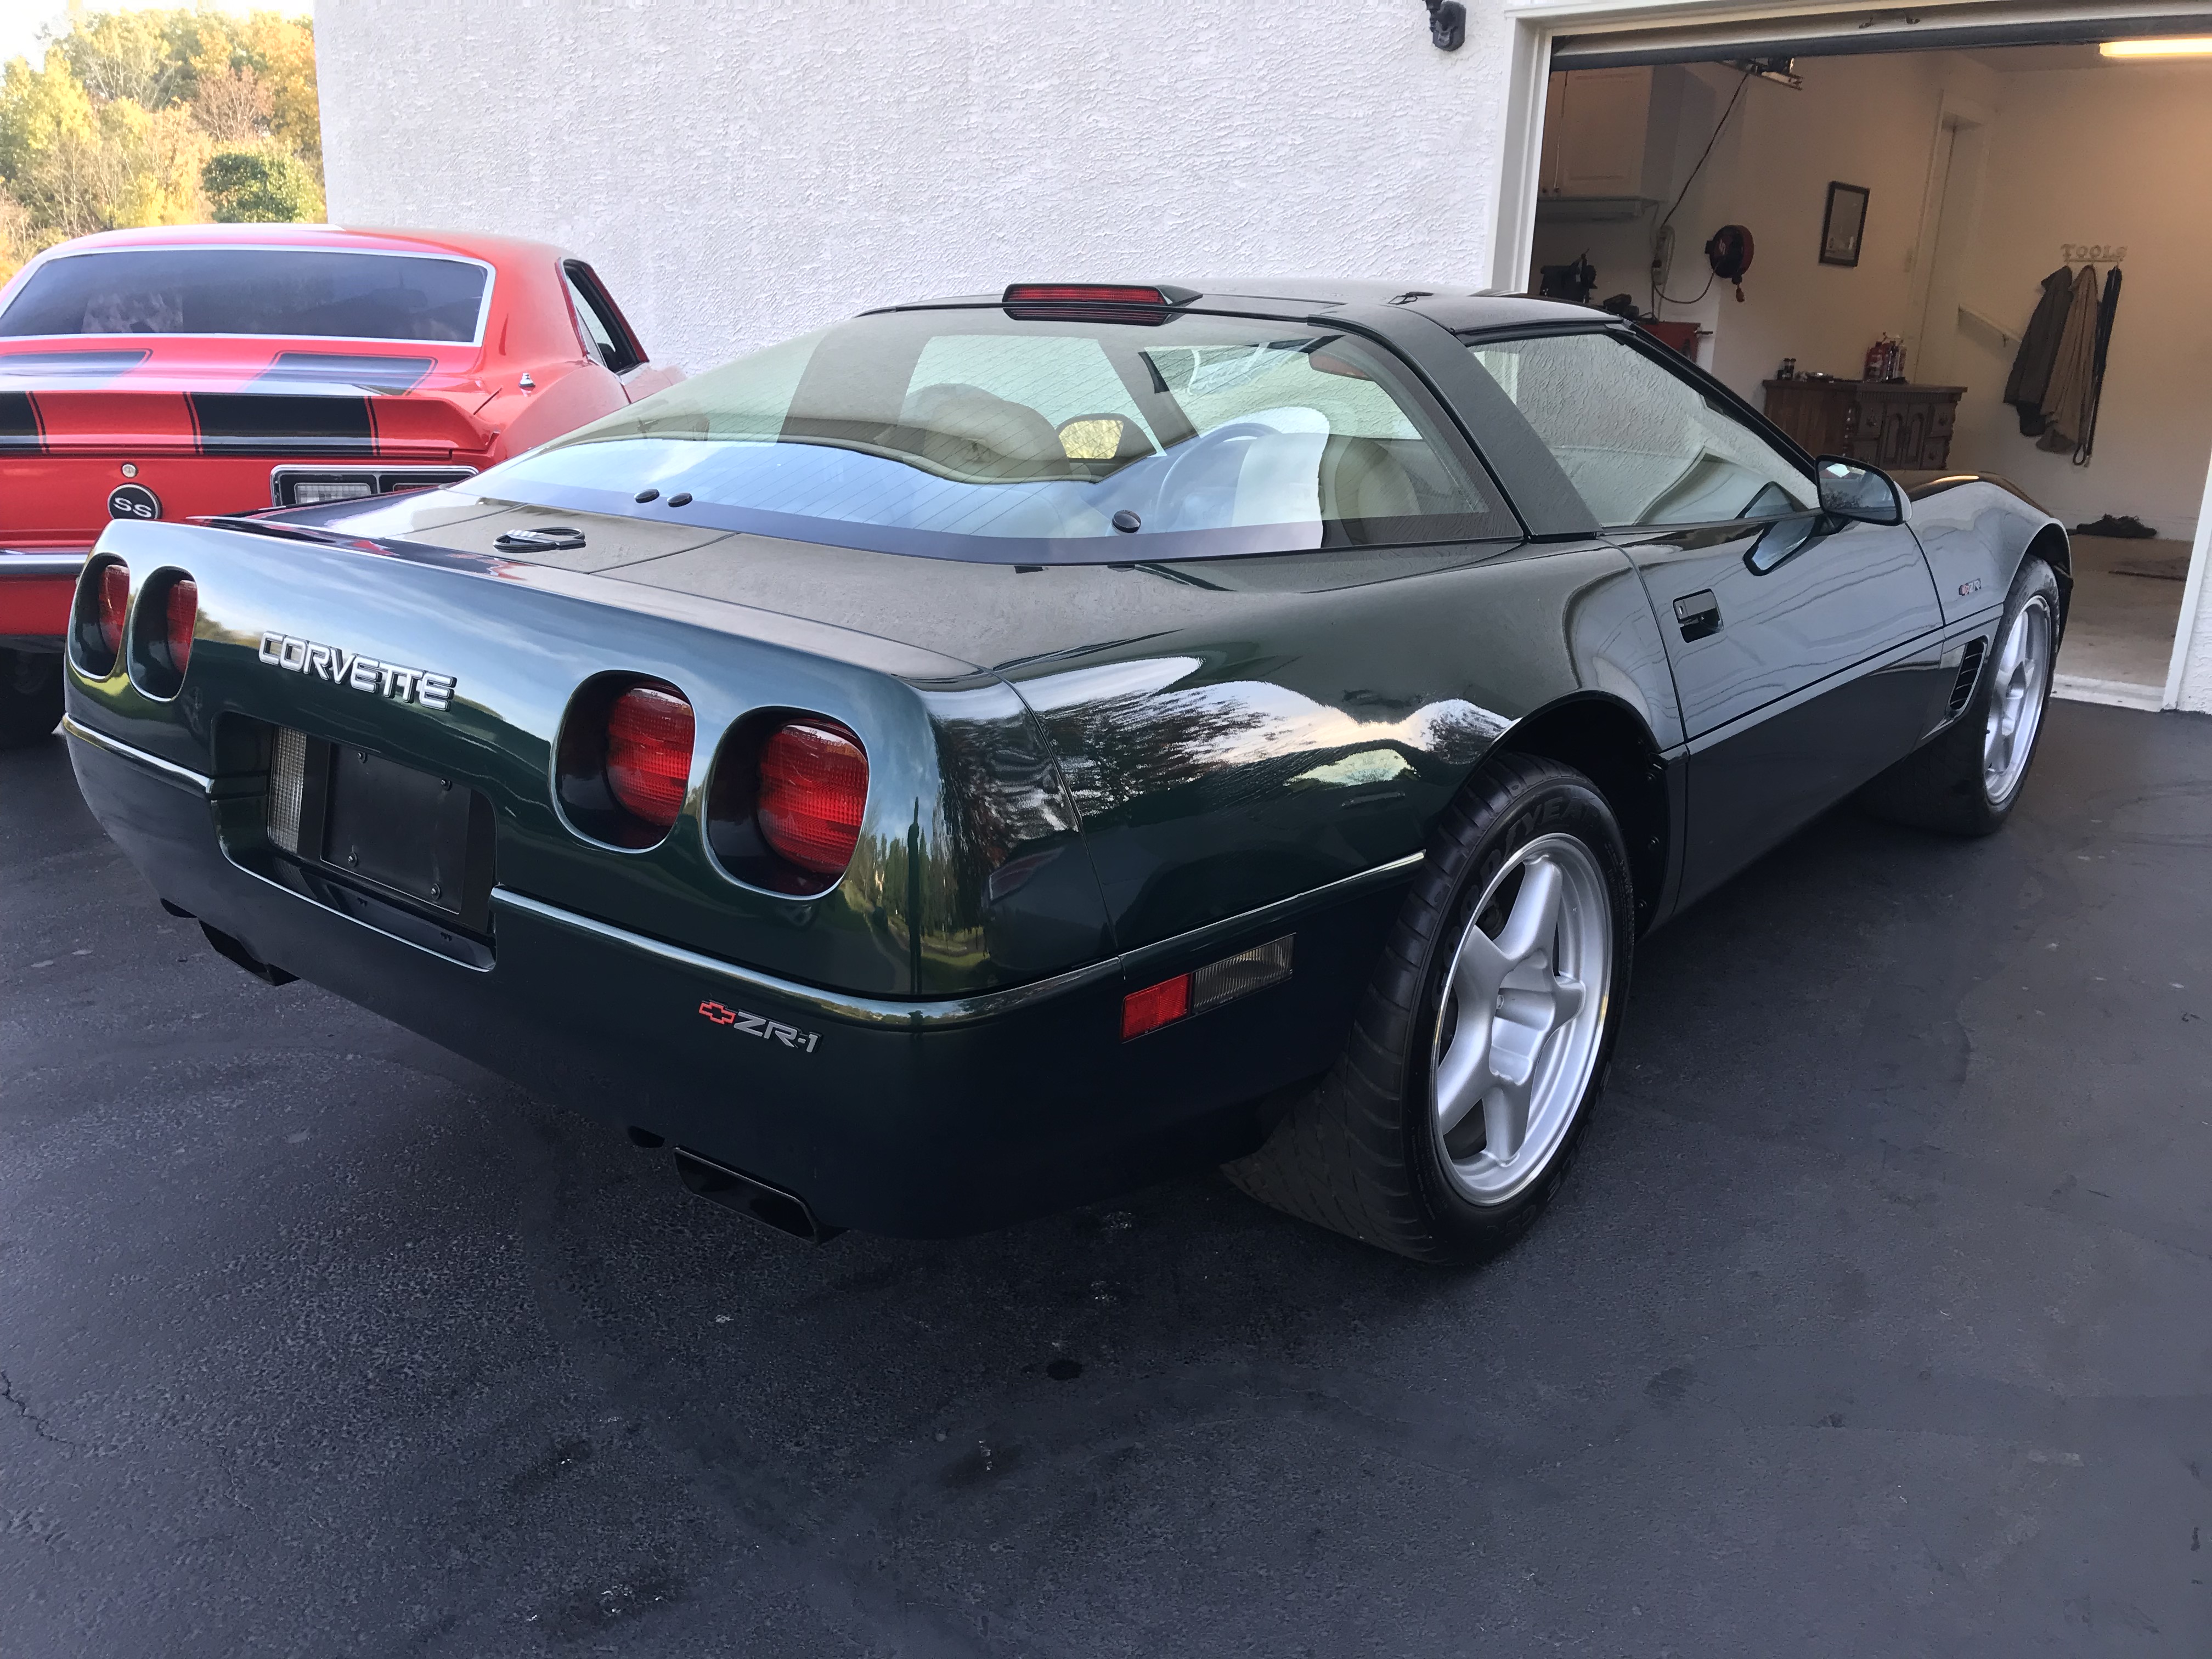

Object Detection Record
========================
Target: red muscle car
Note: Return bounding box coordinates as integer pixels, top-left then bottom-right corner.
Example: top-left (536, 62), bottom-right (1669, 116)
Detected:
top-left (0, 223), bottom-right (679, 746)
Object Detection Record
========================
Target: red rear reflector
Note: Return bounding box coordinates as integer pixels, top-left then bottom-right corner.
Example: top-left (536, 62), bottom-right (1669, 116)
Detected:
top-left (1120, 973), bottom-right (1192, 1040)
top-left (758, 720), bottom-right (868, 877)
top-left (98, 561), bottom-right (129, 655)
top-left (1002, 284), bottom-right (1169, 307)
top-left (605, 685), bottom-right (694, 829)
top-left (165, 578), bottom-right (198, 674)
top-left (1121, 936), bottom-right (1294, 1040)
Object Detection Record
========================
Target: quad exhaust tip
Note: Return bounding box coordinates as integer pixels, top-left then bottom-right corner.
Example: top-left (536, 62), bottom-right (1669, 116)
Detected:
top-left (672, 1146), bottom-right (841, 1242)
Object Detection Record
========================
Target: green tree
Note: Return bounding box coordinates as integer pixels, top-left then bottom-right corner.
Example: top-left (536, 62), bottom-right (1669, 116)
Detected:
top-left (58, 9), bottom-right (190, 109)
top-left (0, 8), bottom-right (321, 280)
top-left (201, 145), bottom-right (319, 222)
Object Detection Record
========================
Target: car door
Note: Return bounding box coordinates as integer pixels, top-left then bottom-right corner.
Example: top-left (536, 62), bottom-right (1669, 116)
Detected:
top-left (1460, 328), bottom-right (1947, 906)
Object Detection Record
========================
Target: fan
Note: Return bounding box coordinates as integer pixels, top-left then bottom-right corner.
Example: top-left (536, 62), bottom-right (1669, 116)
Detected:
top-left (1705, 224), bottom-right (1754, 301)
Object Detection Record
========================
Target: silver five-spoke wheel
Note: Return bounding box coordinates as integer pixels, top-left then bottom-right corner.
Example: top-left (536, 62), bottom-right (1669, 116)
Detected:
top-left (1983, 594), bottom-right (2052, 808)
top-left (1431, 833), bottom-right (1613, 1205)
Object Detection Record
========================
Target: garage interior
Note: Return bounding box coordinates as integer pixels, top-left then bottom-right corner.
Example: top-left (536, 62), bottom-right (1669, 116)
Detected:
top-left (1526, 25), bottom-right (2212, 710)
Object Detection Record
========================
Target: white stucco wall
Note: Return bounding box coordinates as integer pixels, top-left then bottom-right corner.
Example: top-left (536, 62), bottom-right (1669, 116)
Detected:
top-left (318, 0), bottom-right (2212, 711)
top-left (319, 0), bottom-right (1517, 373)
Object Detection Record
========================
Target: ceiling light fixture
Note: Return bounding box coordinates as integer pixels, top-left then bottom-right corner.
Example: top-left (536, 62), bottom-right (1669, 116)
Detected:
top-left (2100, 35), bottom-right (2212, 56)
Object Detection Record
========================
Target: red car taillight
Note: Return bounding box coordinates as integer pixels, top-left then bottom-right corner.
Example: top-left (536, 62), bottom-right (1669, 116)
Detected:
top-left (98, 560), bottom-right (129, 656)
top-left (605, 685), bottom-right (695, 828)
top-left (165, 578), bottom-right (198, 675)
top-left (757, 720), bottom-right (868, 876)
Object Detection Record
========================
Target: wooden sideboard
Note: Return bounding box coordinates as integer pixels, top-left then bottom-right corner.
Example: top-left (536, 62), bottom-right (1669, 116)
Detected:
top-left (1760, 380), bottom-right (1965, 469)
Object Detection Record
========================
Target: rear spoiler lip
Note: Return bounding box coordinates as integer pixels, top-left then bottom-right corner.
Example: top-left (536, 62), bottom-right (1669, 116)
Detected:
top-left (3, 433), bottom-right (483, 456)
top-left (1, 382), bottom-right (499, 458)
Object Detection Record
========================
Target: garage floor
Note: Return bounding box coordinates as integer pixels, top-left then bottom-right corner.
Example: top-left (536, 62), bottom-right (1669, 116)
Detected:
top-left (3, 702), bottom-right (2208, 1657)
top-left (2055, 534), bottom-right (2192, 703)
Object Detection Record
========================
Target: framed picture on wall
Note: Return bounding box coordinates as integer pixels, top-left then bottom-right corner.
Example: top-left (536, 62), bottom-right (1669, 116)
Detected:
top-left (1821, 182), bottom-right (1870, 267)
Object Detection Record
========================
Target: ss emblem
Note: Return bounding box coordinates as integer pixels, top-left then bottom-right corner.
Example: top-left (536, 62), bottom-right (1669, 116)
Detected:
top-left (108, 483), bottom-right (162, 521)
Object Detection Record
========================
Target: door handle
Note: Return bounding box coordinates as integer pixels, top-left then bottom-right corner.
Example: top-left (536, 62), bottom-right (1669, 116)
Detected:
top-left (1673, 590), bottom-right (1722, 641)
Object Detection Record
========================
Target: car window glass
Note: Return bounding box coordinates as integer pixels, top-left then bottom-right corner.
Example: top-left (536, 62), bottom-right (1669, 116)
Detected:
top-left (906, 334), bottom-right (1154, 442)
top-left (565, 271), bottom-right (620, 367)
top-left (1463, 332), bottom-right (1812, 528)
top-left (563, 264), bottom-right (639, 373)
top-left (475, 309), bottom-right (1505, 561)
top-left (0, 249), bottom-right (488, 342)
top-left (1153, 340), bottom-right (1422, 442)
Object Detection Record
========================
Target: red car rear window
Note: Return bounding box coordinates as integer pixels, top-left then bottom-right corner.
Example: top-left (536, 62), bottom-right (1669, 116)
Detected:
top-left (0, 248), bottom-right (490, 344)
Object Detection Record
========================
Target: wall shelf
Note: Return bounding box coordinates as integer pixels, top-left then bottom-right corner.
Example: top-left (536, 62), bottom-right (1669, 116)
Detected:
top-left (1956, 304), bottom-right (2024, 351)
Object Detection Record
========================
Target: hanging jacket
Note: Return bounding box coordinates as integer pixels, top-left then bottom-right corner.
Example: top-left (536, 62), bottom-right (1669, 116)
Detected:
top-left (2038, 266), bottom-right (2100, 453)
top-left (2005, 266), bottom-right (2075, 437)
top-left (2075, 265), bottom-right (2122, 464)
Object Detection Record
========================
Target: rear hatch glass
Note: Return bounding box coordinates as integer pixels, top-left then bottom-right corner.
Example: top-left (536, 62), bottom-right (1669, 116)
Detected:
top-left (460, 308), bottom-right (1506, 563)
top-left (1, 248), bottom-right (490, 344)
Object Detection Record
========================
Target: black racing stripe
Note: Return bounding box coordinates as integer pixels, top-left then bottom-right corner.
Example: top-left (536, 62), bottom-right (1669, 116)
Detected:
top-left (257, 353), bottom-right (436, 394)
top-left (187, 392), bottom-right (376, 455)
top-left (0, 390), bottom-right (42, 452)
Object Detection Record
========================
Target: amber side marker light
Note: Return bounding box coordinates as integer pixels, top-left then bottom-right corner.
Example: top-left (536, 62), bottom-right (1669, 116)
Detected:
top-left (1121, 935), bottom-right (1295, 1040)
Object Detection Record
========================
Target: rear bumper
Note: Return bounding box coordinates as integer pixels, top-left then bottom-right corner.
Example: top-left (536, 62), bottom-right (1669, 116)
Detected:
top-left (0, 549), bottom-right (87, 642)
top-left (66, 718), bottom-right (1410, 1238)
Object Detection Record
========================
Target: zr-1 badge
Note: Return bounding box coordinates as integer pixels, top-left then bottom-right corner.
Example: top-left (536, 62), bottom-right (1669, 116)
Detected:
top-left (699, 1000), bottom-right (821, 1052)
top-left (258, 631), bottom-right (456, 711)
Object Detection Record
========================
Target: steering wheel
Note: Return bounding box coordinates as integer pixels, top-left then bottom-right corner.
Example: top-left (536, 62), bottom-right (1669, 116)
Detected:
top-left (1146, 420), bottom-right (1296, 533)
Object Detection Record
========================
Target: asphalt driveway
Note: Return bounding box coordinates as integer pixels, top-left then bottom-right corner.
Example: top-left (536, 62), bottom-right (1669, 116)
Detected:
top-left (3, 699), bottom-right (2207, 1657)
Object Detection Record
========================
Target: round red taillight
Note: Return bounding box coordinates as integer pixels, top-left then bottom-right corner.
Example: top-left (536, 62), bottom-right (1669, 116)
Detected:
top-left (605, 685), bottom-right (694, 828)
top-left (165, 578), bottom-right (198, 675)
top-left (758, 721), bottom-right (868, 877)
top-left (98, 560), bottom-right (129, 656)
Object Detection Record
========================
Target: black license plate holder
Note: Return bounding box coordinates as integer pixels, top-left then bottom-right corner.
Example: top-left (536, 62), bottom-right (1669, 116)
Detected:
top-left (319, 744), bottom-right (489, 923)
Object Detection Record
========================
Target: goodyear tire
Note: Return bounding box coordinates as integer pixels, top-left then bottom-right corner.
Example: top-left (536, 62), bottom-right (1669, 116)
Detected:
top-left (1226, 754), bottom-right (1634, 1264)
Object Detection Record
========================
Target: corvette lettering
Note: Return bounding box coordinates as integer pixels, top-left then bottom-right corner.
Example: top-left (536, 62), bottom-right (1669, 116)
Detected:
top-left (698, 1000), bottom-right (820, 1052)
top-left (258, 631), bottom-right (456, 712)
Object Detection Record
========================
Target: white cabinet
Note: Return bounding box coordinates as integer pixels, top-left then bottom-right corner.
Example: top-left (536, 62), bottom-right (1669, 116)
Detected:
top-left (1538, 66), bottom-right (1681, 207)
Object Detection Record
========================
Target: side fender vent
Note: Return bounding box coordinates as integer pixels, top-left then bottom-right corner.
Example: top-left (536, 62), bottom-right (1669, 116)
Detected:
top-left (1948, 636), bottom-right (1987, 719)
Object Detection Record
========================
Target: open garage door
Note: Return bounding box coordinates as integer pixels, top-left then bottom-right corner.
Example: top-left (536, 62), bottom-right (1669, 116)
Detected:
top-left (1513, 2), bottom-right (2212, 710)
top-left (1553, 1), bottom-right (2212, 68)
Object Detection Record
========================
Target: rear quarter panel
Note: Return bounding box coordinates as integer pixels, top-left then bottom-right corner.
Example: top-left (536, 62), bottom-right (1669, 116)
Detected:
top-left (614, 531), bottom-right (1683, 955)
top-left (1002, 542), bottom-right (1681, 950)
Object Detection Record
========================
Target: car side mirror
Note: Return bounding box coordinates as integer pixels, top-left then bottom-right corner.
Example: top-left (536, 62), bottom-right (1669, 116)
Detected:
top-left (1814, 456), bottom-right (1906, 526)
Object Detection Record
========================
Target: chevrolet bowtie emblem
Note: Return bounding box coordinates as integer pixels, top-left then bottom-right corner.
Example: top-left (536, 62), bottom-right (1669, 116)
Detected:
top-left (257, 631), bottom-right (457, 712)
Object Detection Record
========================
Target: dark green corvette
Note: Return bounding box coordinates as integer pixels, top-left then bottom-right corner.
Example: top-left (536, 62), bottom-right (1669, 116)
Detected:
top-left (64, 281), bottom-right (2069, 1260)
